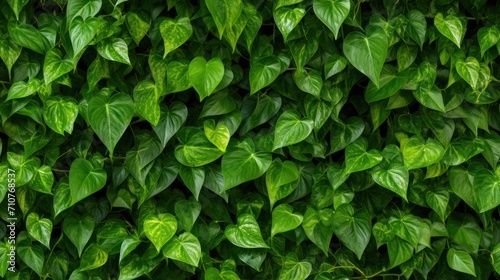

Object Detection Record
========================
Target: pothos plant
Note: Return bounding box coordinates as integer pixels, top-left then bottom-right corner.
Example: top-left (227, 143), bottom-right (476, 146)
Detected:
top-left (0, 0), bottom-right (499, 279)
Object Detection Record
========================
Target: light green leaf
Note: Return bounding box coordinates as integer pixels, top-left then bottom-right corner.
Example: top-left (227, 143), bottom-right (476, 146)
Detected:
top-left (8, 21), bottom-right (51, 54)
top-left (163, 232), bottom-right (202, 267)
top-left (96, 38), bottom-right (130, 65)
top-left (175, 127), bottom-right (223, 167)
top-left (222, 144), bottom-right (272, 191)
top-left (473, 169), bottom-right (500, 213)
top-left (345, 138), bottom-right (383, 174)
top-left (302, 207), bottom-right (333, 255)
top-left (455, 57), bottom-right (481, 90)
top-left (43, 96), bottom-right (78, 135)
top-left (133, 80), bottom-right (161, 126)
top-left (449, 165), bottom-right (480, 212)
top-left (188, 57), bottom-right (225, 101)
top-left (324, 54), bottom-right (347, 79)
top-left (413, 83), bottom-right (445, 112)
top-left (0, 38), bottom-right (22, 79)
top-left (365, 65), bottom-right (410, 103)
top-left (17, 244), bottom-right (44, 276)
top-left (406, 10), bottom-right (427, 50)
top-left (77, 244), bottom-right (108, 272)
top-left (204, 119), bottom-right (230, 152)
top-left (332, 204), bottom-right (371, 260)
top-left (271, 204), bottom-right (303, 237)
top-left (266, 159), bottom-right (299, 209)
top-left (43, 48), bottom-right (74, 85)
top-left (69, 158), bottom-right (107, 205)
top-left (389, 213), bottom-right (421, 248)
top-left (26, 212), bottom-right (53, 249)
top-left (278, 253), bottom-right (312, 280)
top-left (160, 17), bottom-right (192, 58)
top-left (478, 25), bottom-right (500, 57)
top-left (273, 110), bottom-right (314, 150)
top-left (29, 165), bottom-right (54, 194)
top-left (7, 78), bottom-right (42, 101)
top-left (275, 0), bottom-right (303, 10)
top-left (343, 26), bottom-right (388, 87)
top-left (63, 214), bottom-right (94, 257)
top-left (249, 56), bottom-right (285, 94)
top-left (446, 248), bottom-right (476, 276)
top-left (402, 136), bottom-right (445, 170)
top-left (143, 213), bottom-right (177, 252)
top-left (225, 214), bottom-right (269, 248)
top-left (425, 188), bottom-right (449, 221)
top-left (387, 237), bottom-right (413, 268)
top-left (292, 68), bottom-right (323, 98)
top-left (313, 0), bottom-right (350, 39)
top-left (492, 243), bottom-right (500, 275)
top-left (273, 7), bottom-right (305, 41)
top-left (6, 0), bottom-right (29, 20)
top-left (434, 13), bottom-right (466, 48)
top-left (125, 12), bottom-right (150, 45)
top-left (87, 93), bottom-right (134, 158)
top-left (67, 0), bottom-right (102, 23)
top-left (166, 60), bottom-right (192, 93)
top-left (370, 162), bottom-right (409, 200)
top-left (205, 0), bottom-right (243, 38)
top-left (69, 17), bottom-right (99, 56)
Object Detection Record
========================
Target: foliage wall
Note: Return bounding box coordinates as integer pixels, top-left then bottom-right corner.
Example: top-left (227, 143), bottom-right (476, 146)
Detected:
top-left (1, 0), bottom-right (500, 279)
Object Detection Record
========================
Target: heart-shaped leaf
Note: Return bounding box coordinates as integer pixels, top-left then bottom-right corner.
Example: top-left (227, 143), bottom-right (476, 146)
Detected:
top-left (26, 212), bottom-right (53, 249)
top-left (273, 7), bottom-right (305, 41)
top-left (446, 248), bottom-right (476, 276)
top-left (345, 138), bottom-right (383, 174)
top-left (17, 244), bottom-right (45, 276)
top-left (7, 78), bottom-right (41, 101)
top-left (125, 11), bottom-right (150, 45)
top-left (278, 253), bottom-right (312, 280)
top-left (69, 158), bottom-right (107, 205)
top-left (329, 117), bottom-right (364, 154)
top-left (63, 214), bottom-right (94, 257)
top-left (29, 165), bottom-right (54, 194)
top-left (77, 244), bottom-right (108, 272)
top-left (266, 159), bottom-right (299, 209)
top-left (43, 48), bottom-right (74, 85)
top-left (160, 17), bottom-right (193, 58)
top-left (153, 102), bottom-right (188, 148)
top-left (69, 17), bottom-right (99, 56)
top-left (205, 0), bottom-right (243, 38)
top-left (473, 169), bottom-right (500, 213)
top-left (175, 198), bottom-right (201, 232)
top-left (332, 204), bottom-right (371, 260)
top-left (449, 165), bottom-right (480, 212)
top-left (434, 13), bottom-right (466, 48)
top-left (240, 92), bottom-right (282, 134)
top-left (389, 213), bottom-right (421, 248)
top-left (225, 214), bottom-right (269, 248)
top-left (43, 96), bottom-right (78, 135)
top-left (133, 80), bottom-right (161, 126)
top-left (97, 38), bottom-right (131, 65)
top-left (204, 119), bottom-right (230, 152)
top-left (387, 237), bottom-right (413, 268)
top-left (8, 21), bottom-right (51, 54)
top-left (302, 207), bottom-right (333, 255)
top-left (478, 25), bottom-right (500, 57)
top-left (249, 56), bottom-right (284, 94)
top-left (271, 204), bottom-right (303, 237)
top-left (179, 165), bottom-right (205, 200)
top-left (143, 213), bottom-right (177, 252)
top-left (456, 57), bottom-right (480, 90)
top-left (402, 135), bottom-right (445, 170)
top-left (188, 57), bottom-right (225, 101)
top-left (292, 68), bottom-right (323, 98)
top-left (365, 65), bottom-right (410, 103)
top-left (175, 127), bottom-right (223, 167)
top-left (163, 232), bottom-right (202, 267)
top-left (343, 26), bottom-right (388, 87)
top-left (370, 162), bottom-right (409, 201)
top-left (87, 93), bottom-right (135, 158)
top-left (313, 0), bottom-right (350, 39)
top-left (273, 110), bottom-right (314, 150)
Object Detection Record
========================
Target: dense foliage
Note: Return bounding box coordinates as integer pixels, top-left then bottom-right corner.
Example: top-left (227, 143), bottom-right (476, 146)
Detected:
top-left (1, 0), bottom-right (500, 279)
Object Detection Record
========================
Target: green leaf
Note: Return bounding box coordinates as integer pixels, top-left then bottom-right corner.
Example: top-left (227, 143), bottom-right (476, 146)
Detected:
top-left (402, 136), bottom-right (445, 170)
top-left (160, 17), bottom-right (193, 58)
top-left (87, 93), bottom-right (134, 158)
top-left (188, 57), bottom-right (225, 101)
top-left (344, 138), bottom-right (383, 174)
top-left (447, 215), bottom-right (481, 254)
top-left (66, 0), bottom-right (102, 23)
top-left (77, 244), bottom-right (108, 272)
top-left (175, 198), bottom-right (201, 232)
top-left (492, 243), bottom-right (500, 275)
top-left (0, 38), bottom-right (22, 79)
top-left (266, 159), bottom-right (299, 209)
top-left (125, 12), bottom-right (150, 45)
top-left (166, 60), bottom-right (192, 93)
top-left (434, 13), bottom-right (466, 48)
top-left (119, 233), bottom-right (141, 264)
top-left (163, 232), bottom-right (202, 267)
top-left (143, 213), bottom-right (177, 252)
top-left (153, 102), bottom-right (188, 148)
top-left (478, 26), bottom-right (500, 57)
top-left (365, 65), bottom-right (410, 103)
top-left (69, 158), bottom-right (107, 205)
top-left (278, 253), bottom-right (312, 280)
top-left (389, 213), bottom-right (421, 248)
top-left (240, 92), bottom-right (282, 134)
top-left (273, 7), bottom-right (305, 41)
top-left (387, 237), bottom-right (413, 268)
top-left (324, 54), bottom-right (348, 79)
top-left (222, 145), bottom-right (272, 191)
top-left (225, 214), bottom-right (269, 248)
top-left (343, 26), bottom-right (388, 87)
top-left (63, 214), bottom-right (94, 257)
top-left (329, 117), bottom-right (364, 154)
top-left (18, 244), bottom-right (45, 276)
top-left (406, 10), bottom-right (427, 50)
top-left (455, 57), bottom-right (481, 90)
top-left (473, 169), bottom-right (500, 213)
top-left (273, 110), bottom-right (314, 150)
top-left (69, 17), bottom-right (99, 56)
top-left (313, 0), bottom-right (350, 39)
top-left (275, 0), bottom-right (303, 9)
top-left (205, 0), bottom-right (243, 38)
top-left (449, 165), bottom-right (480, 212)
top-left (175, 127), bottom-right (224, 167)
top-left (8, 21), bottom-right (51, 54)
top-left (302, 207), bottom-right (333, 255)
top-left (249, 56), bottom-right (284, 94)
top-left (43, 48), bottom-right (74, 85)
top-left (43, 96), bottom-right (78, 135)
top-left (425, 188), bottom-right (449, 221)
top-left (29, 165), bottom-right (54, 194)
top-left (26, 212), bottom-right (53, 249)
top-left (271, 204), bottom-right (303, 237)
top-left (332, 204), bottom-right (371, 260)
top-left (370, 162), bottom-right (409, 200)
top-left (413, 83), bottom-right (446, 112)
top-left (96, 38), bottom-right (130, 65)
top-left (204, 119), bottom-right (230, 152)
top-left (133, 80), bottom-right (160, 126)
top-left (6, 0), bottom-right (29, 20)
top-left (446, 248), bottom-right (476, 276)
top-left (7, 79), bottom-right (42, 101)
top-left (179, 166), bottom-right (205, 200)
top-left (292, 68), bottom-right (323, 98)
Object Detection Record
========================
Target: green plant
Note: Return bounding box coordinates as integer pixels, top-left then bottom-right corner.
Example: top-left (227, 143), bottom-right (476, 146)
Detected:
top-left (1, 0), bottom-right (500, 279)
